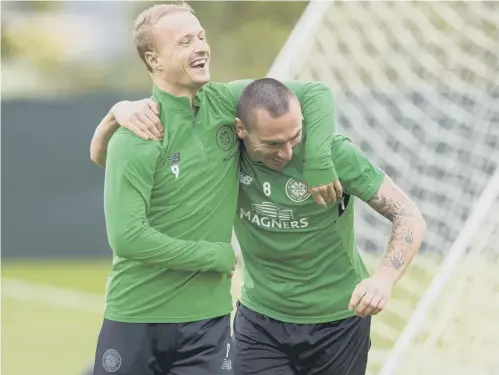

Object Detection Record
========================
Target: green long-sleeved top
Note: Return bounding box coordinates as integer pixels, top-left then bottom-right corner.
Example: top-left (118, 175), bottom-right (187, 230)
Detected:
top-left (103, 80), bottom-right (337, 322)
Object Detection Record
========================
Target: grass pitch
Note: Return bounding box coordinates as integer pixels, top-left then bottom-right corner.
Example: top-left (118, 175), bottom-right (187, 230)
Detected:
top-left (0, 254), bottom-right (452, 375)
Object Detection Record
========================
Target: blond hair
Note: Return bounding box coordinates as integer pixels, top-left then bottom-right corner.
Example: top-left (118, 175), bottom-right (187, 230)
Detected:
top-left (133, 2), bottom-right (195, 72)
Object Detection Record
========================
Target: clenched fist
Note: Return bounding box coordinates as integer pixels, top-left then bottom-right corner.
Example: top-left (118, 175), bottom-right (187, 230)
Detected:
top-left (309, 180), bottom-right (343, 207)
top-left (348, 276), bottom-right (394, 317)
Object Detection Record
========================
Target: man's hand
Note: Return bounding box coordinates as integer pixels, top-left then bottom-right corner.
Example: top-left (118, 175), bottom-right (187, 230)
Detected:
top-left (227, 256), bottom-right (238, 279)
top-left (348, 275), bottom-right (394, 317)
top-left (309, 180), bottom-right (343, 207)
top-left (111, 99), bottom-right (163, 140)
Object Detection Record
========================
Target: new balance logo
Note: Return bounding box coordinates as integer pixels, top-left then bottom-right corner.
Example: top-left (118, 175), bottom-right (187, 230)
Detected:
top-left (221, 343), bottom-right (232, 371)
top-left (164, 152), bottom-right (181, 179)
top-left (164, 152), bottom-right (181, 166)
top-left (240, 173), bottom-right (253, 185)
top-left (221, 358), bottom-right (232, 371)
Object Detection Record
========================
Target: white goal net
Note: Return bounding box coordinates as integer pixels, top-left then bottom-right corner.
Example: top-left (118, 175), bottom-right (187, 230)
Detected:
top-left (266, 2), bottom-right (499, 375)
top-left (387, 190), bottom-right (499, 375)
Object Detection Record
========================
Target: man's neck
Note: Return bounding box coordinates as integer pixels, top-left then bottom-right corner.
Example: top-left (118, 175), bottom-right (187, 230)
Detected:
top-left (153, 77), bottom-right (201, 105)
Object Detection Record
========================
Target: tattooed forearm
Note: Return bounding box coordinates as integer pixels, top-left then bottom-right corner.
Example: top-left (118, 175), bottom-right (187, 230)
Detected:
top-left (366, 175), bottom-right (426, 280)
top-left (368, 189), bottom-right (415, 222)
top-left (381, 223), bottom-right (414, 270)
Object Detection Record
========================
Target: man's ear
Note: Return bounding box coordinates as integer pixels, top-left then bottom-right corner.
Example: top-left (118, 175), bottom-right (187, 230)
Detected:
top-left (145, 51), bottom-right (160, 71)
top-left (234, 118), bottom-right (246, 139)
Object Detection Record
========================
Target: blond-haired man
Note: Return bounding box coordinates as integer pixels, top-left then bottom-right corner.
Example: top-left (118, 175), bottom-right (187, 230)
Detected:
top-left (92, 3), bottom-right (341, 375)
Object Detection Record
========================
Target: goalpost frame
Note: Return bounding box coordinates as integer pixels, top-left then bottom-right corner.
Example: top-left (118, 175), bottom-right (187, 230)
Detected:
top-left (378, 167), bottom-right (499, 375)
top-left (267, 0), bottom-right (333, 79)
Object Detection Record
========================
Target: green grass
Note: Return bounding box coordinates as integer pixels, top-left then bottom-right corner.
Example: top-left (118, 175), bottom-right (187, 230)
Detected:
top-left (1, 255), bottom-right (438, 375)
top-left (1, 258), bottom-right (244, 375)
top-left (2, 259), bottom-right (111, 293)
top-left (2, 260), bottom-right (111, 375)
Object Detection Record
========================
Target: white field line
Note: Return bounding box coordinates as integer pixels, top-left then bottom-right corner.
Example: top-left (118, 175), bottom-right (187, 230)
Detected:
top-left (2, 277), bottom-right (104, 314)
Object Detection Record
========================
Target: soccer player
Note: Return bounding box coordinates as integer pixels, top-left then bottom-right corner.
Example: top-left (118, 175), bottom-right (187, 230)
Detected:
top-left (104, 78), bottom-right (427, 375)
top-left (90, 3), bottom-right (342, 375)
top-left (232, 79), bottom-right (426, 375)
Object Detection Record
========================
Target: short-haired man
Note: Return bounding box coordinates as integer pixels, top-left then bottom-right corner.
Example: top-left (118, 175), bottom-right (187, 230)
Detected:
top-left (105, 77), bottom-right (427, 375)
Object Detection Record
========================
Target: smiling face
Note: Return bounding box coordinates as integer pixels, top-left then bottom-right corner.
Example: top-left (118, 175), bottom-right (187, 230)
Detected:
top-left (133, 5), bottom-right (211, 93)
top-left (151, 11), bottom-right (210, 88)
top-left (235, 96), bottom-right (303, 171)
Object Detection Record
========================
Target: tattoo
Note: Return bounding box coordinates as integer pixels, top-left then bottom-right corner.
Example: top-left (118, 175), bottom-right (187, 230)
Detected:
top-left (382, 226), bottom-right (408, 270)
top-left (388, 251), bottom-right (405, 270)
top-left (368, 182), bottom-right (418, 272)
top-left (403, 228), bottom-right (414, 245)
top-left (368, 189), bottom-right (414, 222)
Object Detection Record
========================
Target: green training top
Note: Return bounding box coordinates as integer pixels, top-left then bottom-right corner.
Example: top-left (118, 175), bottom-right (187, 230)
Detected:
top-left (103, 80), bottom-right (338, 323)
top-left (235, 134), bottom-right (385, 324)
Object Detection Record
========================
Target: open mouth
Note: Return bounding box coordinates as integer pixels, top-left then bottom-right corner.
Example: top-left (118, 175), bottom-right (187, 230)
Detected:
top-left (189, 58), bottom-right (207, 70)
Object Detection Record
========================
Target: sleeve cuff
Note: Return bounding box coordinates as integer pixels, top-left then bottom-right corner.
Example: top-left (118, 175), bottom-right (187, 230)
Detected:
top-left (304, 167), bottom-right (339, 188)
top-left (212, 243), bottom-right (235, 273)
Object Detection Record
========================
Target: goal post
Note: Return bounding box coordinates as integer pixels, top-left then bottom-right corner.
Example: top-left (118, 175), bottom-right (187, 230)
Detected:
top-left (266, 2), bottom-right (499, 375)
top-left (379, 168), bottom-right (499, 375)
top-left (267, 0), bottom-right (333, 80)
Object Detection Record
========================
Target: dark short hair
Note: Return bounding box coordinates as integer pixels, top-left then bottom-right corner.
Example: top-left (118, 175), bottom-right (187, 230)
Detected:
top-left (237, 78), bottom-right (295, 128)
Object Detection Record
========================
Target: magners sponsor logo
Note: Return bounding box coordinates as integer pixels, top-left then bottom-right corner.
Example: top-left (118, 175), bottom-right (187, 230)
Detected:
top-left (239, 201), bottom-right (308, 229)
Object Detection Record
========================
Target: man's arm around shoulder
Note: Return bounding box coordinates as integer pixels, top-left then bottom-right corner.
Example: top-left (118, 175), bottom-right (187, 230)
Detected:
top-left (221, 79), bottom-right (343, 205)
top-left (104, 132), bottom-right (234, 274)
top-left (285, 81), bottom-right (342, 204)
top-left (90, 99), bottom-right (163, 168)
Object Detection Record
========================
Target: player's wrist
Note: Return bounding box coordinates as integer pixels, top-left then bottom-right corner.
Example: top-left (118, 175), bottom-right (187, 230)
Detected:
top-left (109, 101), bottom-right (133, 127)
top-left (304, 167), bottom-right (338, 188)
top-left (99, 111), bottom-right (119, 134)
top-left (372, 266), bottom-right (400, 285)
top-left (211, 243), bottom-right (236, 274)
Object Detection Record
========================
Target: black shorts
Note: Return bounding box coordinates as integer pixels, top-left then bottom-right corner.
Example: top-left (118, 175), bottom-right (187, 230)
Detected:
top-left (233, 302), bottom-right (371, 375)
top-left (93, 315), bottom-right (233, 375)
